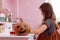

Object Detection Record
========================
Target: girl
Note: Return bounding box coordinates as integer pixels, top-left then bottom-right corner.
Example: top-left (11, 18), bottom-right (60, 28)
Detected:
top-left (32, 3), bottom-right (60, 40)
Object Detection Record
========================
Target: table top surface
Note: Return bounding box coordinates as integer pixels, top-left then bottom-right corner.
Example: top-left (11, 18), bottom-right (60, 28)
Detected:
top-left (0, 34), bottom-right (35, 38)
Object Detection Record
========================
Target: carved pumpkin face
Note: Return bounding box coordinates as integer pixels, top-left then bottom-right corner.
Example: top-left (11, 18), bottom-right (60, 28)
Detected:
top-left (14, 22), bottom-right (31, 36)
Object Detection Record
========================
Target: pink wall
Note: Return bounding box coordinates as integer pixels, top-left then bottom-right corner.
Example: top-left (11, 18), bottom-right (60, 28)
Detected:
top-left (3, 0), bottom-right (17, 20)
top-left (18, 0), bottom-right (45, 29)
top-left (3, 0), bottom-right (45, 29)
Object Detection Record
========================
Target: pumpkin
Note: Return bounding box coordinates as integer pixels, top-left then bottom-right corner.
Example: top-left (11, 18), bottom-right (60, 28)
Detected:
top-left (14, 18), bottom-right (31, 36)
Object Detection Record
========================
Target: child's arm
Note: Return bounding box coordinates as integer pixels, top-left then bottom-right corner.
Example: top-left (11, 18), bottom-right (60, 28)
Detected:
top-left (31, 24), bottom-right (47, 35)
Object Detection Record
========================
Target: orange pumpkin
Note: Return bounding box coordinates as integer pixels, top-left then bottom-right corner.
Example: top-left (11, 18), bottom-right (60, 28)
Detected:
top-left (14, 18), bottom-right (31, 36)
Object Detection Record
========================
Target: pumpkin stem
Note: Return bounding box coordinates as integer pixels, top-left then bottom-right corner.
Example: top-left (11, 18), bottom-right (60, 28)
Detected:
top-left (20, 18), bottom-right (23, 22)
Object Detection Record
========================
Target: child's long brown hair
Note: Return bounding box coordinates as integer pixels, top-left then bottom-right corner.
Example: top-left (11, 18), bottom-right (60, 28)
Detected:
top-left (39, 3), bottom-right (56, 21)
top-left (39, 3), bottom-right (58, 29)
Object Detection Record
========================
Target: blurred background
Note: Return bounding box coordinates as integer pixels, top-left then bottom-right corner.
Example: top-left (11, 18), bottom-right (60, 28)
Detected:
top-left (0, 0), bottom-right (60, 29)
